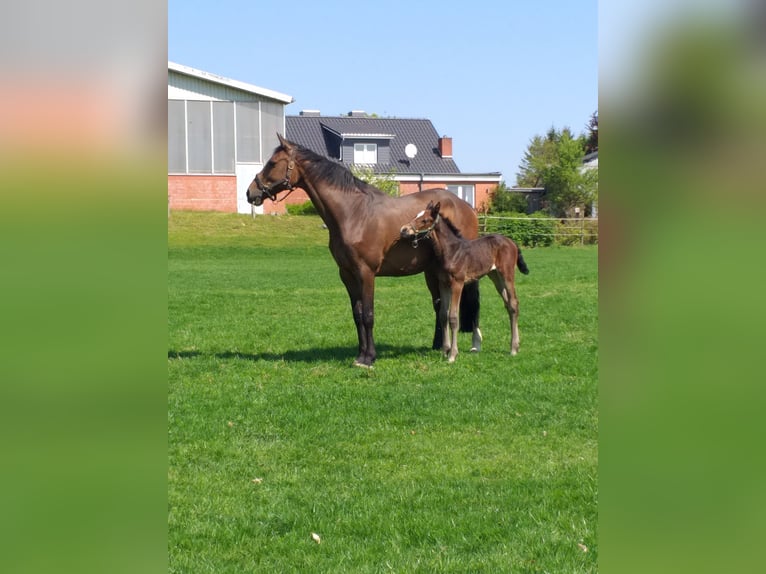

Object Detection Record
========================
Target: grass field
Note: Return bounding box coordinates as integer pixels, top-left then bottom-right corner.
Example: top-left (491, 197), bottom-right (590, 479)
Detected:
top-left (168, 211), bottom-right (598, 573)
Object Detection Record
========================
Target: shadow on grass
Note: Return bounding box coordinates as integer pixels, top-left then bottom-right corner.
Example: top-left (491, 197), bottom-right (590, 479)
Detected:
top-left (168, 344), bottom-right (430, 364)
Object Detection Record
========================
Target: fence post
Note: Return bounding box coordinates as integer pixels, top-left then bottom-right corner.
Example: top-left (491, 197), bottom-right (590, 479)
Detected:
top-left (575, 207), bottom-right (584, 245)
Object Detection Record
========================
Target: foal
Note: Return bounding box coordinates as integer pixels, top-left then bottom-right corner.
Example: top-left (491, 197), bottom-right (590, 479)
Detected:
top-left (400, 201), bottom-right (529, 363)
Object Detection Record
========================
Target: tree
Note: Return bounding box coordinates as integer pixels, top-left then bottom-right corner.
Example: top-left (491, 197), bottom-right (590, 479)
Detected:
top-left (515, 124), bottom-right (598, 217)
top-left (349, 164), bottom-right (400, 197)
top-left (488, 181), bottom-right (531, 213)
top-left (584, 110), bottom-right (598, 154)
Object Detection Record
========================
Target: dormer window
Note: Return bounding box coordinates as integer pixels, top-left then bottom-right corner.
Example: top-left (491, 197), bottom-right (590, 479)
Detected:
top-left (353, 143), bottom-right (377, 164)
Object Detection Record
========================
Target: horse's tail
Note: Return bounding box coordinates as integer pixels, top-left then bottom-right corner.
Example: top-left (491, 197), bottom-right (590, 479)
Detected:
top-left (459, 281), bottom-right (480, 333)
top-left (517, 248), bottom-right (530, 275)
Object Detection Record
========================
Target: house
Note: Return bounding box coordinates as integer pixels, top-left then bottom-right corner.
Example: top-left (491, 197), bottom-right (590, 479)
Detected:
top-left (167, 61), bottom-right (293, 213)
top-left (281, 110), bottom-right (502, 214)
top-left (167, 61), bottom-right (502, 214)
top-left (582, 150), bottom-right (598, 217)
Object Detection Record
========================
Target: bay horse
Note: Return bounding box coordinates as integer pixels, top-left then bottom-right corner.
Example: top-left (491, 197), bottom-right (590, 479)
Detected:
top-left (400, 200), bottom-right (529, 363)
top-left (246, 134), bottom-right (482, 367)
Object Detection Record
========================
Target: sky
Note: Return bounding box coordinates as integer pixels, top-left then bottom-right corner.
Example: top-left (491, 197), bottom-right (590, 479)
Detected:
top-left (169, 0), bottom-right (597, 184)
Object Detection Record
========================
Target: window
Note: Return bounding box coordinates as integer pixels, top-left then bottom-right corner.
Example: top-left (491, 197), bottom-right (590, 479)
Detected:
top-left (260, 101), bottom-right (283, 154)
top-left (447, 184), bottom-right (475, 207)
top-left (167, 98), bottom-right (284, 174)
top-left (186, 101), bottom-right (212, 173)
top-left (353, 143), bottom-right (377, 164)
top-left (236, 101), bottom-right (260, 163)
top-left (212, 101), bottom-right (235, 173)
top-left (168, 100), bottom-right (186, 173)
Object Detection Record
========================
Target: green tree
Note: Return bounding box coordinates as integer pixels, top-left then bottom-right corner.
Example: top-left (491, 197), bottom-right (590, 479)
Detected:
top-left (584, 110), bottom-right (598, 154)
top-left (515, 125), bottom-right (598, 217)
top-left (350, 164), bottom-right (400, 197)
top-left (488, 181), bottom-right (530, 213)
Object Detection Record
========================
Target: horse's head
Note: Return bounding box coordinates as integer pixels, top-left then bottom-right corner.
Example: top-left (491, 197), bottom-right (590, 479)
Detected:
top-left (246, 134), bottom-right (300, 206)
top-left (400, 201), bottom-right (441, 241)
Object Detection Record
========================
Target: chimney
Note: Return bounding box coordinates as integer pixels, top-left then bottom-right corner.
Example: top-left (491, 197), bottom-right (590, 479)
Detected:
top-left (348, 110), bottom-right (366, 117)
top-left (300, 109), bottom-right (320, 116)
top-left (438, 136), bottom-right (453, 158)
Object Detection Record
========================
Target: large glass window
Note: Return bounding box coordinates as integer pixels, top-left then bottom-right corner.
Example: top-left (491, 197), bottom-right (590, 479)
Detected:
top-left (167, 98), bottom-right (280, 173)
top-left (236, 101), bottom-right (260, 163)
top-left (212, 101), bottom-right (235, 174)
top-left (353, 143), bottom-right (377, 164)
top-left (260, 101), bottom-right (283, 154)
top-left (168, 100), bottom-right (186, 173)
top-left (447, 184), bottom-right (475, 207)
top-left (187, 101), bottom-right (212, 173)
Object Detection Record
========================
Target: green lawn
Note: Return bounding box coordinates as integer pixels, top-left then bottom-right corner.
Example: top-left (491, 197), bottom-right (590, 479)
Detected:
top-left (168, 211), bottom-right (598, 573)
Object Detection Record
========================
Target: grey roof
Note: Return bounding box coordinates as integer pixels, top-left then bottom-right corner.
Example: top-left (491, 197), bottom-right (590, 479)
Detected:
top-left (168, 61), bottom-right (293, 103)
top-left (286, 115), bottom-right (462, 175)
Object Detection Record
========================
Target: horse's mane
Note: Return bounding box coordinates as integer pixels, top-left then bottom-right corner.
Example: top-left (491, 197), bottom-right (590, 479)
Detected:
top-left (290, 143), bottom-right (383, 196)
top-left (437, 213), bottom-right (464, 238)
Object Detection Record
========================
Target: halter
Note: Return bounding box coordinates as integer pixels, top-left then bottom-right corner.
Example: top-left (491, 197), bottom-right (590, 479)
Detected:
top-left (410, 213), bottom-right (440, 249)
top-left (254, 148), bottom-right (297, 202)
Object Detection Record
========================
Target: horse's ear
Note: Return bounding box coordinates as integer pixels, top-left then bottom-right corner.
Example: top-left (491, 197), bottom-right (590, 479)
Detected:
top-left (277, 133), bottom-right (292, 150)
top-left (432, 201), bottom-right (441, 214)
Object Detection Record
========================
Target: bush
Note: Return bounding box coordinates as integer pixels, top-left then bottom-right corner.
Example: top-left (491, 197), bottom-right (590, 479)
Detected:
top-left (481, 211), bottom-right (556, 247)
top-left (286, 201), bottom-right (318, 216)
top-left (554, 218), bottom-right (599, 246)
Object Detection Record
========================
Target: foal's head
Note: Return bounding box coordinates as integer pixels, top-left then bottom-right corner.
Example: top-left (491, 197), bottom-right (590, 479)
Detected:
top-left (400, 201), bottom-right (442, 241)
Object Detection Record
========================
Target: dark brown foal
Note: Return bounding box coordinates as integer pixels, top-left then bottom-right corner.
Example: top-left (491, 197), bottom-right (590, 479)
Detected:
top-left (400, 201), bottom-right (529, 363)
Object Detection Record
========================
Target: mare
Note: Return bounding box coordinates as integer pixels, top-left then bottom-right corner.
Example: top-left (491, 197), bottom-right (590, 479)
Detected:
top-left (400, 200), bottom-right (529, 363)
top-left (246, 134), bottom-right (483, 367)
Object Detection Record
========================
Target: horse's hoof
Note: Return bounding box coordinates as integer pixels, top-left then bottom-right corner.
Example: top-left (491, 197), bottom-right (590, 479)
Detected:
top-left (448, 357), bottom-right (456, 364)
top-left (353, 360), bottom-right (374, 369)
top-left (470, 347), bottom-right (479, 353)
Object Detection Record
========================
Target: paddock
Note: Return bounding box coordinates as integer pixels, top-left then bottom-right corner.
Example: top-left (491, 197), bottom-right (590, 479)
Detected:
top-left (168, 211), bottom-right (598, 572)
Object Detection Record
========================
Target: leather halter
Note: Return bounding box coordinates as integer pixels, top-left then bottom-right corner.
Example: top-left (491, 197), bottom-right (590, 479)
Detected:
top-left (254, 148), bottom-right (296, 202)
top-left (410, 213), bottom-right (440, 249)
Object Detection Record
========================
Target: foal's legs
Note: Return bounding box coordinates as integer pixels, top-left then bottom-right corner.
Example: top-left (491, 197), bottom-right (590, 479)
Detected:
top-left (446, 280), bottom-right (463, 363)
top-left (488, 268), bottom-right (520, 355)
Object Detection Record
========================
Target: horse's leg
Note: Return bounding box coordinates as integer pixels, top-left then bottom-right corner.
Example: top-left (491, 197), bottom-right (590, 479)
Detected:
top-left (447, 281), bottom-right (463, 363)
top-left (339, 267), bottom-right (377, 367)
top-left (488, 268), bottom-right (520, 356)
top-left (425, 269), bottom-right (443, 350)
top-left (459, 281), bottom-right (483, 353)
top-left (438, 282), bottom-right (451, 358)
top-left (359, 270), bottom-right (377, 366)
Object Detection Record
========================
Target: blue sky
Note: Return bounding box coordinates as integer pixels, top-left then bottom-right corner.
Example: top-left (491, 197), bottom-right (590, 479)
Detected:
top-left (169, 0), bottom-right (597, 184)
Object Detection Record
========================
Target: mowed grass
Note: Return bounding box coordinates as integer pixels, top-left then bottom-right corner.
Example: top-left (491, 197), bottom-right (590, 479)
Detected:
top-left (168, 211), bottom-right (598, 573)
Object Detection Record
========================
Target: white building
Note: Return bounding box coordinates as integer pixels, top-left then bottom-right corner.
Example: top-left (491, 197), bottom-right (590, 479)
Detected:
top-left (167, 62), bottom-right (293, 213)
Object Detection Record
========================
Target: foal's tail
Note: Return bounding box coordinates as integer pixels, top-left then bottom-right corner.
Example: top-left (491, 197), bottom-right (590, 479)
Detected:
top-left (517, 248), bottom-right (530, 275)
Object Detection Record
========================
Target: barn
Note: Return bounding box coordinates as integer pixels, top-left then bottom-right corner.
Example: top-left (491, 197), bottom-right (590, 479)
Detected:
top-left (167, 61), bottom-right (293, 214)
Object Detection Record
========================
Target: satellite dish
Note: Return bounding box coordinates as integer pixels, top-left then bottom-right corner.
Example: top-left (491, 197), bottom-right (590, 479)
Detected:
top-left (404, 143), bottom-right (418, 159)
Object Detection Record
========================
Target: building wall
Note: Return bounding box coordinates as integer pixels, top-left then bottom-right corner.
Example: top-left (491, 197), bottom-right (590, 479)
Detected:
top-left (168, 175), bottom-right (237, 212)
top-left (167, 177), bottom-right (495, 215)
top-left (398, 181), bottom-right (496, 212)
top-left (259, 188), bottom-right (311, 215)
